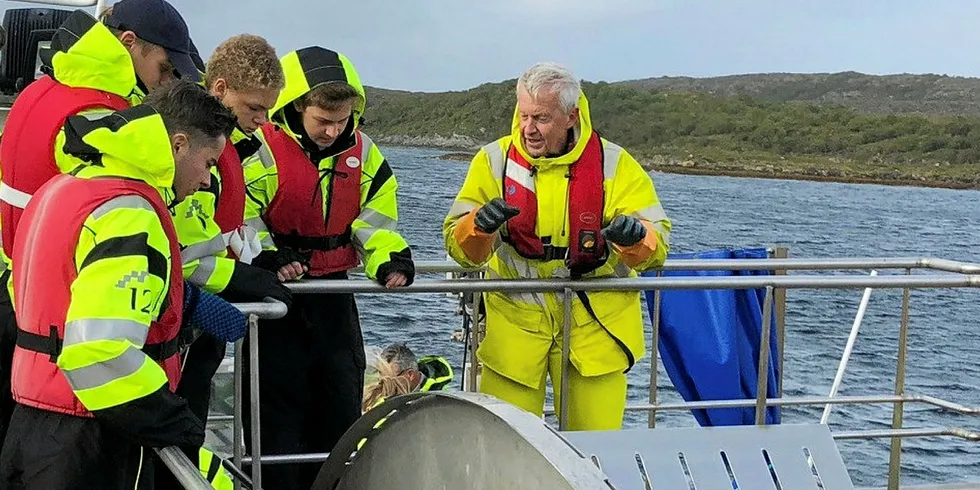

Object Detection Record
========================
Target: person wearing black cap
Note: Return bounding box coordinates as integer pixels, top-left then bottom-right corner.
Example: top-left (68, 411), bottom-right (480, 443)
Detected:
top-left (0, 0), bottom-right (201, 455)
top-left (100, 0), bottom-right (203, 91)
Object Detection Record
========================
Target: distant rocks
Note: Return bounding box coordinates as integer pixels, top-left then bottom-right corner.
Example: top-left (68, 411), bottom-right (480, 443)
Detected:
top-left (375, 133), bottom-right (482, 151)
top-left (436, 152), bottom-right (474, 162)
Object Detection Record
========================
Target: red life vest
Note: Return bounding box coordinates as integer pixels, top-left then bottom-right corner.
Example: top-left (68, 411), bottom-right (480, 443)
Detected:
top-left (10, 174), bottom-right (185, 417)
top-left (0, 75), bottom-right (130, 260)
top-left (503, 131), bottom-right (607, 275)
top-left (213, 138), bottom-right (246, 234)
top-left (261, 123), bottom-right (364, 276)
top-left (502, 132), bottom-right (636, 372)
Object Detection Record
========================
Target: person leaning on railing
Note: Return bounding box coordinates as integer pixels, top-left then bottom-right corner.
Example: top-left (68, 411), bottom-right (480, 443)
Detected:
top-left (168, 33), bottom-right (292, 438)
top-left (442, 62), bottom-right (671, 431)
top-left (0, 81), bottom-right (242, 489)
top-left (0, 0), bottom-right (203, 453)
top-left (240, 46), bottom-right (416, 490)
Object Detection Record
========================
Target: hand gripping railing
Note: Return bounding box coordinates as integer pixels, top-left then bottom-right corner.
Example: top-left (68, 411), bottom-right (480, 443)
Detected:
top-left (220, 255), bottom-right (980, 490)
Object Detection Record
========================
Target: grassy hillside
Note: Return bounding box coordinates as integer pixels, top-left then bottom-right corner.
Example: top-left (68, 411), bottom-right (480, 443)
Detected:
top-left (362, 79), bottom-right (980, 189)
top-left (618, 71), bottom-right (980, 116)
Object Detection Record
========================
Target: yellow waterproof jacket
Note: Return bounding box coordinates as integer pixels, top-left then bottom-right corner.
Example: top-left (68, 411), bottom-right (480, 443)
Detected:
top-left (442, 92), bottom-right (671, 386)
top-left (242, 48), bottom-right (410, 280)
top-left (47, 9), bottom-right (146, 171)
top-left (172, 128), bottom-right (252, 293)
top-left (0, 9), bottom-right (144, 288)
top-left (44, 107), bottom-right (233, 471)
top-left (56, 105), bottom-right (179, 411)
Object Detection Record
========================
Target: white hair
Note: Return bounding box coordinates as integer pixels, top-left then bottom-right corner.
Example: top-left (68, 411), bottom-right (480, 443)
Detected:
top-left (517, 62), bottom-right (581, 113)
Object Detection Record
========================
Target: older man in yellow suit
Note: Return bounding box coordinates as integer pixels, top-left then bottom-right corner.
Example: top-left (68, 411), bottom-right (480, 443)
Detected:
top-left (443, 62), bottom-right (671, 430)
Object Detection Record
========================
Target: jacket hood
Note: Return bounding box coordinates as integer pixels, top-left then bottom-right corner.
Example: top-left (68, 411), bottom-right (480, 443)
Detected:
top-left (270, 47), bottom-right (366, 128)
top-left (510, 90), bottom-right (593, 168)
top-left (40, 9), bottom-right (142, 103)
top-left (61, 105), bottom-right (175, 190)
top-left (418, 355), bottom-right (454, 390)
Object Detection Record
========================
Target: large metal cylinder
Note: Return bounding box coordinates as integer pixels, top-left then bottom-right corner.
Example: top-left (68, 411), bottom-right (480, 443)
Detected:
top-left (311, 392), bottom-right (613, 490)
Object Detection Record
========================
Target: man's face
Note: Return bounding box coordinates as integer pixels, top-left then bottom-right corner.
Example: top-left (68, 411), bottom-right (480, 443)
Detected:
top-left (122, 33), bottom-right (176, 91)
top-left (212, 81), bottom-right (279, 134)
top-left (517, 86), bottom-right (578, 158)
top-left (171, 133), bottom-right (226, 201)
top-left (298, 100), bottom-right (354, 150)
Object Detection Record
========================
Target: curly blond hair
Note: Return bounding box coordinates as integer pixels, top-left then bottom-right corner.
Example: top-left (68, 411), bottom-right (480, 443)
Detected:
top-left (205, 34), bottom-right (284, 93)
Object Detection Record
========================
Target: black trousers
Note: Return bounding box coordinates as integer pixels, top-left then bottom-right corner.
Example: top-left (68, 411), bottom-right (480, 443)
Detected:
top-left (146, 333), bottom-right (227, 490)
top-left (0, 404), bottom-right (157, 489)
top-left (242, 287), bottom-right (366, 490)
top-left (175, 331), bottom-right (227, 424)
top-left (0, 271), bottom-right (17, 453)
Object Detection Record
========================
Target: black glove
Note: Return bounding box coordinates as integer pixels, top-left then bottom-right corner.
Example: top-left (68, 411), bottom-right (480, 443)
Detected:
top-left (376, 247), bottom-right (415, 287)
top-left (221, 262), bottom-right (293, 308)
top-left (251, 247), bottom-right (310, 273)
top-left (474, 198), bottom-right (521, 233)
top-left (601, 215), bottom-right (646, 247)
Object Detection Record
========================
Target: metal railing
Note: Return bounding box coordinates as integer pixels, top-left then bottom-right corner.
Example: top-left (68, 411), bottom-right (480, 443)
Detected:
top-left (211, 254), bottom-right (980, 490)
top-left (155, 300), bottom-right (288, 490)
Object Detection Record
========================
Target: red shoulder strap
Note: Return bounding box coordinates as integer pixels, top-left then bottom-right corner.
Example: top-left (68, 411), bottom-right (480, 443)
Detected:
top-left (324, 131), bottom-right (364, 235)
top-left (213, 139), bottom-right (246, 233)
top-left (567, 132), bottom-right (607, 271)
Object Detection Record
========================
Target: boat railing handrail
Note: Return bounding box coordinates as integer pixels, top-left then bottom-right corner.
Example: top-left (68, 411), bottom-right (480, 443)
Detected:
top-left (221, 254), bottom-right (980, 490)
top-left (154, 447), bottom-right (212, 490)
top-left (279, 273), bottom-right (980, 295)
top-left (369, 256), bottom-right (980, 275)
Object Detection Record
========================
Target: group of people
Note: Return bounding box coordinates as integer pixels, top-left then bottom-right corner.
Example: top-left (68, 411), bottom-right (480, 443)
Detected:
top-left (0, 0), bottom-right (672, 488)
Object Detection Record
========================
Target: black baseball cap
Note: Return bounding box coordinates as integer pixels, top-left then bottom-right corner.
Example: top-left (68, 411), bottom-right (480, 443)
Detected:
top-left (103, 0), bottom-right (202, 83)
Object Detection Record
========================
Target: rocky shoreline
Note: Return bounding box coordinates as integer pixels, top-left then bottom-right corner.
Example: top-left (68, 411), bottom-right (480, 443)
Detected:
top-left (375, 134), bottom-right (980, 191)
top-left (646, 163), bottom-right (979, 190)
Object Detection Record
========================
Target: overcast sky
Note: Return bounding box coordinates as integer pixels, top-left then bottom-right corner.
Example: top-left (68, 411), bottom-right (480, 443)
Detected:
top-left (3, 0), bottom-right (980, 92)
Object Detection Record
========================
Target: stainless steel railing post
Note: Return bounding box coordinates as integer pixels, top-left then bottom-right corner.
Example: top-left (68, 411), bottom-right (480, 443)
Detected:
top-left (754, 286), bottom-right (775, 425)
top-left (233, 337), bottom-right (244, 490)
top-left (558, 287), bottom-right (572, 431)
top-left (648, 272), bottom-right (662, 428)
top-left (887, 269), bottom-right (913, 490)
top-left (247, 314), bottom-right (262, 488)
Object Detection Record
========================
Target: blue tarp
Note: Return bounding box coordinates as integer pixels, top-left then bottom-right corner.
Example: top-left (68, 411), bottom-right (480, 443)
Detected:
top-left (642, 248), bottom-right (781, 426)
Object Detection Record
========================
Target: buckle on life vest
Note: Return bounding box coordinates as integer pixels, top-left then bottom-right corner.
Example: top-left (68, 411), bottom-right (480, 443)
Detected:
top-left (541, 245), bottom-right (568, 262)
top-left (15, 326), bottom-right (63, 362)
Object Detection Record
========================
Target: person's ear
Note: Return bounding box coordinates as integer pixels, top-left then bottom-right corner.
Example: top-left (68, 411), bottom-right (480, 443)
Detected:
top-left (118, 31), bottom-right (138, 52)
top-left (566, 107), bottom-right (579, 130)
top-left (211, 78), bottom-right (228, 100)
top-left (171, 133), bottom-right (190, 159)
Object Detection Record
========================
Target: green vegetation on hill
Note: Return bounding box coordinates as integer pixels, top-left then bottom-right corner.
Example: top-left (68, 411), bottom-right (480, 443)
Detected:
top-left (619, 71), bottom-right (980, 116)
top-left (363, 78), bottom-right (980, 188)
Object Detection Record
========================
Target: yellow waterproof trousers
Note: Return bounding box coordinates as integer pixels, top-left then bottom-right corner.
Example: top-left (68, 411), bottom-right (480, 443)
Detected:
top-left (479, 337), bottom-right (627, 431)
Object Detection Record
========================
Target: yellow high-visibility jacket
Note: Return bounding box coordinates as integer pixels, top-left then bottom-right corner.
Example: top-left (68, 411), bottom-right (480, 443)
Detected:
top-left (443, 91), bottom-right (671, 386)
